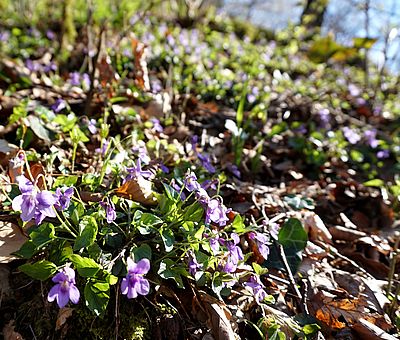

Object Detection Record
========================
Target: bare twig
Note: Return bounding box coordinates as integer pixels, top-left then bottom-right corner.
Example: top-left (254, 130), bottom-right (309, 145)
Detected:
top-left (84, 23), bottom-right (106, 116)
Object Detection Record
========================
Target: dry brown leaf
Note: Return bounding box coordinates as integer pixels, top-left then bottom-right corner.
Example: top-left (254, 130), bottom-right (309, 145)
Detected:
top-left (303, 211), bottom-right (332, 243)
top-left (97, 55), bottom-right (116, 88)
top-left (310, 291), bottom-right (392, 331)
top-left (3, 321), bottom-right (24, 340)
top-left (0, 222), bottom-right (27, 263)
top-left (27, 163), bottom-right (46, 189)
top-left (55, 307), bottom-right (74, 331)
top-left (352, 318), bottom-right (397, 340)
top-left (115, 177), bottom-right (157, 206)
top-left (131, 37), bottom-right (150, 91)
top-left (198, 292), bottom-right (238, 340)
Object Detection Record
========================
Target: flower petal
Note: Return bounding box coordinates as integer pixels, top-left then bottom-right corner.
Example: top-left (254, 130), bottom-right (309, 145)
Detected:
top-left (57, 289), bottom-right (70, 308)
top-left (134, 258), bottom-right (150, 274)
top-left (69, 285), bottom-right (80, 304)
top-left (48, 284), bottom-right (60, 302)
top-left (136, 278), bottom-right (150, 296)
top-left (12, 195), bottom-right (23, 211)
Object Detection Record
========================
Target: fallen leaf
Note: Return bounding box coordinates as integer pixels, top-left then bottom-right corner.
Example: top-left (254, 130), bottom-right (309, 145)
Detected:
top-left (0, 222), bottom-right (27, 263)
top-left (310, 291), bottom-right (392, 331)
top-left (352, 318), bottom-right (396, 340)
top-left (131, 37), bottom-right (150, 91)
top-left (55, 307), bottom-right (74, 331)
top-left (115, 177), bottom-right (157, 205)
top-left (303, 211), bottom-right (332, 243)
top-left (197, 292), bottom-right (238, 340)
top-left (3, 321), bottom-right (24, 340)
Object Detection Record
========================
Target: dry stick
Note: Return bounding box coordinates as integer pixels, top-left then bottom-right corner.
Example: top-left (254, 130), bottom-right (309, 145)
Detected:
top-left (314, 240), bottom-right (375, 279)
top-left (252, 199), bottom-right (306, 312)
top-left (84, 24), bottom-right (106, 117)
top-left (386, 231), bottom-right (400, 295)
top-left (277, 243), bottom-right (306, 314)
top-left (114, 284), bottom-right (120, 340)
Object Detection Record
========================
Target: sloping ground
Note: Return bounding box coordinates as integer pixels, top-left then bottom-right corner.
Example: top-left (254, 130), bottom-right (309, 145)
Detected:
top-left (0, 8), bottom-right (399, 340)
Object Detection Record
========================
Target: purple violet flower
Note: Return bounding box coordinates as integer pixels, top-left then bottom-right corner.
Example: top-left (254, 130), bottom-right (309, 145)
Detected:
top-left (226, 163), bottom-right (241, 178)
top-left (51, 98), bottom-right (67, 113)
top-left (348, 84), bottom-right (360, 97)
top-left (317, 108), bottom-right (330, 128)
top-left (151, 118), bottom-right (163, 133)
top-left (377, 150), bottom-right (390, 159)
top-left (82, 73), bottom-right (91, 89)
top-left (364, 129), bottom-right (378, 148)
top-left (343, 127), bottom-right (361, 144)
top-left (12, 175), bottom-right (57, 225)
top-left (100, 201), bottom-right (116, 223)
top-left (159, 162), bottom-right (169, 174)
top-left (55, 187), bottom-right (74, 210)
top-left (205, 199), bottom-right (230, 226)
top-left (248, 232), bottom-right (269, 260)
top-left (267, 221), bottom-right (280, 240)
top-left (209, 232), bottom-right (224, 254)
top-left (132, 145), bottom-right (150, 165)
top-left (195, 188), bottom-right (210, 205)
top-left (125, 159), bottom-right (152, 182)
top-left (184, 171), bottom-right (201, 191)
top-left (188, 253), bottom-right (203, 276)
top-left (95, 139), bottom-right (109, 156)
top-left (69, 72), bottom-right (81, 86)
top-left (223, 233), bottom-right (243, 273)
top-left (88, 119), bottom-right (97, 134)
top-left (171, 180), bottom-right (186, 201)
top-left (244, 275), bottom-right (267, 304)
top-left (121, 258), bottom-right (150, 299)
top-left (48, 266), bottom-right (80, 308)
top-left (198, 152), bottom-right (216, 173)
top-left (46, 30), bottom-right (56, 40)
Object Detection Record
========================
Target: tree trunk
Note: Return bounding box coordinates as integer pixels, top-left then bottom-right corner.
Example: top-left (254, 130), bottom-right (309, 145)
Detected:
top-left (300, 0), bottom-right (329, 33)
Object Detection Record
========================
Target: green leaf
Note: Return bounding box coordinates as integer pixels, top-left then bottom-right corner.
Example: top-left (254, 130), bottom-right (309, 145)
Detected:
top-left (302, 323), bottom-right (321, 335)
top-left (232, 214), bottom-right (246, 233)
top-left (353, 37), bottom-right (377, 49)
top-left (158, 259), bottom-right (184, 288)
top-left (140, 213), bottom-right (163, 226)
top-left (252, 262), bottom-right (268, 276)
top-left (307, 36), bottom-right (342, 63)
top-left (131, 244), bottom-right (152, 262)
top-left (162, 183), bottom-right (180, 202)
top-left (236, 81), bottom-right (247, 128)
top-left (84, 281), bottom-right (110, 316)
top-left (363, 179), bottom-right (385, 187)
top-left (69, 254), bottom-right (102, 277)
top-left (13, 240), bottom-right (37, 259)
top-left (29, 223), bottom-right (55, 248)
top-left (53, 114), bottom-right (77, 132)
top-left (183, 202), bottom-right (204, 222)
top-left (160, 228), bottom-right (175, 252)
top-left (70, 126), bottom-right (89, 144)
top-left (74, 216), bottom-right (98, 251)
top-left (278, 218), bottom-right (307, 252)
top-left (25, 115), bottom-right (52, 142)
top-left (283, 195), bottom-right (314, 210)
top-left (19, 260), bottom-right (57, 281)
top-left (53, 175), bottom-right (78, 187)
top-left (193, 225), bottom-right (205, 240)
top-left (9, 99), bottom-right (28, 124)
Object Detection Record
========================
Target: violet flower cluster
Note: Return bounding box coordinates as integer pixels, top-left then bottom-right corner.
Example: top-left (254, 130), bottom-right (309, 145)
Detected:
top-left (183, 171), bottom-right (229, 227)
top-left (12, 175), bottom-right (57, 225)
top-left (244, 275), bottom-right (267, 304)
